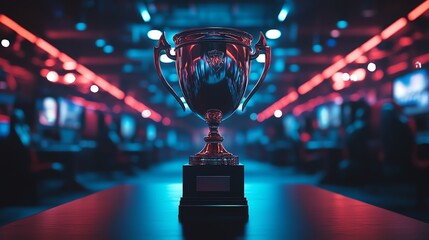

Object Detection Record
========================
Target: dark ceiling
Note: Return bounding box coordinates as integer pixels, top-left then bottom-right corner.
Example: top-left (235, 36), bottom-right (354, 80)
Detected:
top-left (1, 0), bottom-right (429, 129)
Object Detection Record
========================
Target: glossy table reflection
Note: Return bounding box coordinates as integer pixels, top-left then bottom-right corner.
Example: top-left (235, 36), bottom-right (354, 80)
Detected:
top-left (1, 184), bottom-right (429, 240)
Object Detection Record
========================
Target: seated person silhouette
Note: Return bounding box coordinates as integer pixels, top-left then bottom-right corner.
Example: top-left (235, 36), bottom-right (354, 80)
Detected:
top-left (0, 108), bottom-right (37, 205)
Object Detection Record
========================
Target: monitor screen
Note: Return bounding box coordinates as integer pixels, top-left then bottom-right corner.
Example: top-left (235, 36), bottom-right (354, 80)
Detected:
top-left (38, 97), bottom-right (58, 127)
top-left (58, 98), bottom-right (83, 129)
top-left (393, 69), bottom-right (429, 114)
top-left (316, 105), bottom-right (330, 129)
top-left (0, 114), bottom-right (10, 138)
top-left (120, 114), bottom-right (136, 140)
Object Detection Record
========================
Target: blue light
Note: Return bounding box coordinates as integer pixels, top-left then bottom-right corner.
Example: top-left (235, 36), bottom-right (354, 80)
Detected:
top-left (337, 20), bottom-right (348, 29)
top-left (274, 59), bottom-right (285, 72)
top-left (141, 10), bottom-right (151, 22)
top-left (75, 22), bottom-right (87, 31)
top-left (123, 64), bottom-right (133, 73)
top-left (278, 8), bottom-right (289, 22)
top-left (147, 124), bottom-right (156, 141)
top-left (250, 113), bottom-right (258, 121)
top-left (289, 64), bottom-right (300, 72)
top-left (95, 39), bottom-right (106, 47)
top-left (326, 38), bottom-right (336, 48)
top-left (312, 44), bottom-right (323, 53)
top-left (103, 45), bottom-right (114, 54)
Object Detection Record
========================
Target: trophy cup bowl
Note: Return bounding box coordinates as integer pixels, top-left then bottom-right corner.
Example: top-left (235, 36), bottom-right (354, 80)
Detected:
top-left (154, 27), bottom-right (271, 220)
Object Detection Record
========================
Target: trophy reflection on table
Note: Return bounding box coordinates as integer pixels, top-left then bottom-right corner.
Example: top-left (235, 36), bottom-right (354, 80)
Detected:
top-left (154, 27), bottom-right (271, 220)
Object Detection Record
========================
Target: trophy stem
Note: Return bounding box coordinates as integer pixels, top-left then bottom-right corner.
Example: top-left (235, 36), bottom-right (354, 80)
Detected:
top-left (189, 109), bottom-right (238, 166)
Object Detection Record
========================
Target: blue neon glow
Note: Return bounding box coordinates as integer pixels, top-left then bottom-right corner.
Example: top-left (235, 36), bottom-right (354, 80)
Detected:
top-left (75, 22), bottom-right (87, 31)
top-left (141, 10), bottom-right (151, 22)
top-left (123, 64), bottom-right (133, 73)
top-left (312, 44), bottom-right (323, 53)
top-left (337, 20), bottom-right (348, 29)
top-left (278, 8), bottom-right (289, 22)
top-left (250, 113), bottom-right (258, 121)
top-left (265, 29), bottom-right (282, 40)
top-left (147, 124), bottom-right (156, 141)
top-left (103, 45), bottom-right (114, 54)
top-left (95, 39), bottom-right (106, 47)
top-left (326, 38), bottom-right (336, 47)
top-left (289, 64), bottom-right (300, 72)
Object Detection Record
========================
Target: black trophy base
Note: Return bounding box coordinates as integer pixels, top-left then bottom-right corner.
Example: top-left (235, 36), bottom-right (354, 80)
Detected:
top-left (179, 164), bottom-right (248, 221)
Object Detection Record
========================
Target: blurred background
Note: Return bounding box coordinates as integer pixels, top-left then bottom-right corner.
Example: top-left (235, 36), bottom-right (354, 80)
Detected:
top-left (1, 0), bottom-right (429, 226)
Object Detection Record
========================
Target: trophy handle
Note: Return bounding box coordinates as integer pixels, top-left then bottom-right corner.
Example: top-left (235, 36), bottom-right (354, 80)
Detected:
top-left (154, 33), bottom-right (186, 111)
top-left (242, 32), bottom-right (271, 111)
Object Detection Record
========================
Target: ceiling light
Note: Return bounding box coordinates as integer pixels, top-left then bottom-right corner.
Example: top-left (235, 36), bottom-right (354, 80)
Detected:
top-left (142, 109), bottom-right (152, 118)
top-left (75, 22), bottom-right (87, 31)
top-left (103, 45), bottom-right (114, 54)
top-left (312, 44), bottom-right (323, 53)
top-left (46, 71), bottom-right (59, 82)
top-left (278, 8), bottom-right (289, 22)
top-left (1, 39), bottom-right (10, 47)
top-left (90, 85), bottom-right (99, 93)
top-left (63, 73), bottom-right (76, 84)
top-left (330, 29), bottom-right (340, 38)
top-left (148, 29), bottom-right (162, 40)
top-left (265, 29), bottom-right (281, 39)
top-left (95, 39), bottom-right (106, 47)
top-left (336, 20), bottom-right (348, 29)
top-left (367, 62), bottom-right (376, 72)
top-left (274, 110), bottom-right (283, 118)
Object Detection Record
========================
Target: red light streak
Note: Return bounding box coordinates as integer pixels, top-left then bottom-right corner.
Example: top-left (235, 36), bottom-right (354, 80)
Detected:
top-left (257, 91), bottom-right (298, 122)
top-left (387, 61), bottom-right (408, 75)
top-left (0, 14), bottom-right (37, 43)
top-left (322, 59), bottom-right (346, 79)
top-left (380, 18), bottom-right (407, 40)
top-left (408, 0), bottom-right (429, 21)
top-left (345, 48), bottom-right (363, 63)
top-left (0, 14), bottom-right (162, 122)
top-left (360, 35), bottom-right (382, 52)
top-left (35, 39), bottom-right (60, 57)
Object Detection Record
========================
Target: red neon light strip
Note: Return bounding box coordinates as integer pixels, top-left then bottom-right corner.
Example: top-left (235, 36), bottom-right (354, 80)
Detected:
top-left (380, 18), bottom-right (407, 40)
top-left (0, 15), bottom-right (37, 43)
top-left (35, 39), bottom-right (60, 57)
top-left (408, 0), bottom-right (429, 21)
top-left (322, 59), bottom-right (346, 79)
top-left (257, 91), bottom-right (298, 122)
top-left (345, 48), bottom-right (363, 63)
top-left (386, 61), bottom-right (408, 75)
top-left (360, 35), bottom-right (382, 52)
top-left (0, 14), bottom-right (162, 122)
top-left (257, 7), bottom-right (422, 121)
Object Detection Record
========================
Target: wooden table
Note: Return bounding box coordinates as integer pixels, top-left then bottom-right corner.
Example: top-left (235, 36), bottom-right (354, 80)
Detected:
top-left (1, 184), bottom-right (428, 239)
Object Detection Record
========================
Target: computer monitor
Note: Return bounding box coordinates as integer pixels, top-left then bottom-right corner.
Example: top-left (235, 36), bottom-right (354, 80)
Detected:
top-left (58, 97), bottom-right (83, 129)
top-left (38, 97), bottom-right (58, 127)
top-left (393, 69), bottom-right (429, 115)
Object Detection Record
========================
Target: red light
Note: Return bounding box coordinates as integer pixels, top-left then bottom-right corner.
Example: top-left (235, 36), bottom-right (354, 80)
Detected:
top-left (0, 14), bottom-right (37, 43)
top-left (372, 70), bottom-right (384, 81)
top-left (44, 59), bottom-right (56, 67)
top-left (46, 71), bottom-right (59, 82)
top-left (380, 18), bottom-right (407, 40)
top-left (387, 61), bottom-right (408, 75)
top-left (360, 35), bottom-right (382, 52)
top-left (345, 48), bottom-right (363, 63)
top-left (162, 117), bottom-right (171, 126)
top-left (322, 59), bottom-right (346, 79)
top-left (408, 0), bottom-right (429, 21)
top-left (36, 39), bottom-right (60, 57)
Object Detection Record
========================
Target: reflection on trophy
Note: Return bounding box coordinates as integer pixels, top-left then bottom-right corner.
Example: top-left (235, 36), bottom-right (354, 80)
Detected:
top-left (154, 27), bottom-right (271, 220)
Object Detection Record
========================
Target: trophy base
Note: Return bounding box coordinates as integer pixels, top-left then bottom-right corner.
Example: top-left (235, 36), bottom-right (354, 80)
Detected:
top-left (179, 164), bottom-right (248, 221)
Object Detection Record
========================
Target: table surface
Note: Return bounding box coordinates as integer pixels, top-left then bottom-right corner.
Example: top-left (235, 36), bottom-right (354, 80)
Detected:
top-left (1, 184), bottom-right (428, 240)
